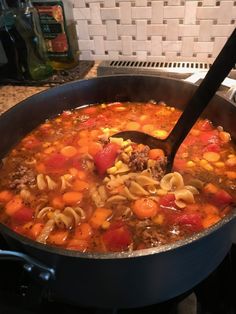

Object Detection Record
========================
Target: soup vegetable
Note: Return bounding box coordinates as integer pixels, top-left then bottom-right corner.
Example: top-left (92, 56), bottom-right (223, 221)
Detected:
top-left (0, 102), bottom-right (235, 252)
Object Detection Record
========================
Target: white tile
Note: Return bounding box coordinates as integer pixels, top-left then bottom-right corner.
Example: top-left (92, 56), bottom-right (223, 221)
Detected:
top-left (133, 40), bottom-right (151, 51)
top-left (151, 1), bottom-right (164, 24)
top-left (212, 37), bottom-right (228, 58)
top-left (132, 7), bottom-right (152, 19)
top-left (166, 19), bottom-right (179, 41)
top-left (184, 1), bottom-right (197, 25)
top-left (195, 53), bottom-right (211, 61)
top-left (202, 0), bottom-right (217, 6)
top-left (150, 36), bottom-right (162, 56)
top-left (199, 20), bottom-right (213, 41)
top-left (106, 20), bottom-right (118, 40)
top-left (147, 55), bottom-right (166, 62)
top-left (88, 25), bottom-right (106, 35)
top-left (147, 24), bottom-right (167, 36)
top-left (100, 8), bottom-right (120, 20)
top-left (136, 20), bottom-right (147, 40)
top-left (168, 0), bottom-right (182, 5)
top-left (120, 2), bottom-right (132, 24)
top-left (164, 52), bottom-right (178, 60)
top-left (164, 6), bottom-right (185, 19)
top-left (104, 0), bottom-right (116, 8)
top-left (108, 51), bottom-right (119, 59)
top-left (73, 8), bottom-right (91, 20)
top-left (218, 1), bottom-right (234, 24)
top-left (211, 25), bottom-right (234, 37)
top-left (90, 3), bottom-right (102, 24)
top-left (117, 25), bottom-right (136, 36)
top-left (78, 39), bottom-right (94, 50)
top-left (94, 36), bottom-right (105, 54)
top-left (197, 7), bottom-right (218, 19)
top-left (193, 41), bottom-right (214, 53)
top-left (136, 0), bottom-right (148, 6)
top-left (162, 41), bottom-right (181, 52)
top-left (181, 36), bottom-right (194, 57)
top-left (76, 20), bottom-right (89, 39)
top-left (121, 36), bottom-right (133, 55)
top-left (80, 50), bottom-right (93, 60)
top-left (136, 51), bottom-right (147, 60)
top-left (179, 25), bottom-right (200, 37)
top-left (74, 0), bottom-right (86, 8)
top-left (104, 40), bottom-right (122, 50)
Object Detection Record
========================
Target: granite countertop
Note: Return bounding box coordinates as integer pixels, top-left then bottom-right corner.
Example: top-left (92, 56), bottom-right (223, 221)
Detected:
top-left (0, 62), bottom-right (98, 115)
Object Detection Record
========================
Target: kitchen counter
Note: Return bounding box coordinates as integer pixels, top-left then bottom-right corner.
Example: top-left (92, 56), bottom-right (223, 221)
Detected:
top-left (0, 62), bottom-right (98, 115)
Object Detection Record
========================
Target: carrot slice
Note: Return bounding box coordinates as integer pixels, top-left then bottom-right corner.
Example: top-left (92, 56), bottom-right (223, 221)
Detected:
top-left (89, 208), bottom-right (112, 229)
top-left (75, 223), bottom-right (93, 240)
top-left (132, 198), bottom-right (158, 219)
top-left (202, 214), bottom-right (220, 228)
top-left (52, 196), bottom-right (65, 209)
top-left (149, 148), bottom-right (165, 160)
top-left (48, 230), bottom-right (69, 245)
top-left (60, 145), bottom-right (77, 157)
top-left (62, 192), bottom-right (83, 205)
top-left (30, 223), bottom-right (44, 239)
top-left (0, 190), bottom-right (14, 203)
top-left (88, 142), bottom-right (103, 157)
top-left (73, 179), bottom-right (89, 191)
top-left (5, 196), bottom-right (24, 216)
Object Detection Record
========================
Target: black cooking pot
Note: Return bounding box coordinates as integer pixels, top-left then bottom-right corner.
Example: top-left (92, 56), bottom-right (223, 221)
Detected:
top-left (0, 75), bottom-right (236, 309)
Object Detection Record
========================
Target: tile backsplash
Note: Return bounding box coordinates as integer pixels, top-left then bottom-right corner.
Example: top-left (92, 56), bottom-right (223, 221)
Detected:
top-left (72, 0), bottom-right (235, 62)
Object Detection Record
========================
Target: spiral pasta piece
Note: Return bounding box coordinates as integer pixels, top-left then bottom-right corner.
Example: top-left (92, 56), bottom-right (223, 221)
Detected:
top-left (160, 172), bottom-right (184, 191)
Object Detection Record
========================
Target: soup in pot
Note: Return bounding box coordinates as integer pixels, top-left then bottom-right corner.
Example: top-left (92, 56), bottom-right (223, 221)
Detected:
top-left (0, 101), bottom-right (235, 252)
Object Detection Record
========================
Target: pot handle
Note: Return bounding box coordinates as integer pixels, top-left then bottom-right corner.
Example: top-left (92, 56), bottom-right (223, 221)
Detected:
top-left (0, 249), bottom-right (55, 281)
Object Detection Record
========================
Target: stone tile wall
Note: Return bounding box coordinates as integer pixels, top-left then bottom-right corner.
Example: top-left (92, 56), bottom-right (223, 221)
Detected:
top-left (71, 0), bottom-right (236, 62)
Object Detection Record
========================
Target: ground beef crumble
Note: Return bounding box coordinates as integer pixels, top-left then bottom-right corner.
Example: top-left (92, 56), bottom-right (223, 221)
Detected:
top-left (129, 145), bottom-right (150, 171)
top-left (9, 165), bottom-right (36, 191)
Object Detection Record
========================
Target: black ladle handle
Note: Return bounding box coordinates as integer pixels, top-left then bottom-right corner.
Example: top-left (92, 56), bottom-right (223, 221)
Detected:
top-left (167, 27), bottom-right (236, 163)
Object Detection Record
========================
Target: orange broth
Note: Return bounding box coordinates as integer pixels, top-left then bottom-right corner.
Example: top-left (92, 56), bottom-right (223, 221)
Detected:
top-left (0, 101), bottom-right (235, 252)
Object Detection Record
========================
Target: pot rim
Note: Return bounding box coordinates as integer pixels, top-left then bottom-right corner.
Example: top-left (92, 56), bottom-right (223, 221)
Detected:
top-left (0, 74), bottom-right (236, 260)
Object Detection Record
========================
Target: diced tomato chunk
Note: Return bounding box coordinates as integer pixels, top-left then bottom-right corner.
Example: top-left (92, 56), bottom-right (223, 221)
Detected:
top-left (94, 143), bottom-right (120, 175)
top-left (159, 194), bottom-right (177, 209)
top-left (175, 213), bottom-right (203, 232)
top-left (203, 143), bottom-right (221, 153)
top-left (80, 118), bottom-right (96, 129)
top-left (103, 221), bottom-right (132, 252)
top-left (183, 135), bottom-right (197, 146)
top-left (200, 130), bottom-right (219, 146)
top-left (212, 189), bottom-right (233, 207)
top-left (12, 207), bottom-right (33, 224)
top-left (22, 136), bottom-right (41, 149)
top-left (198, 119), bottom-right (213, 131)
top-left (45, 153), bottom-right (67, 171)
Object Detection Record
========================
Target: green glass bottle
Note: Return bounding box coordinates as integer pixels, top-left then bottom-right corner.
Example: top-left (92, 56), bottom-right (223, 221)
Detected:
top-left (8, 0), bottom-right (53, 80)
top-left (0, 0), bottom-right (28, 80)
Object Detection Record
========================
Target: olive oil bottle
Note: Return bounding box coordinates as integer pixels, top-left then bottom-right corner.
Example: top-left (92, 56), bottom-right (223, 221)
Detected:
top-left (32, 0), bottom-right (79, 70)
